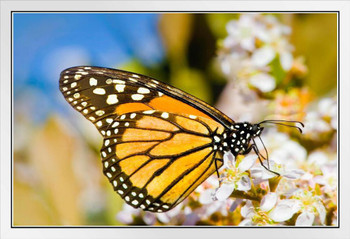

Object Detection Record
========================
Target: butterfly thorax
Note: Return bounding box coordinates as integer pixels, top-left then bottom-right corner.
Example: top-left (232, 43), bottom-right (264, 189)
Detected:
top-left (219, 122), bottom-right (263, 156)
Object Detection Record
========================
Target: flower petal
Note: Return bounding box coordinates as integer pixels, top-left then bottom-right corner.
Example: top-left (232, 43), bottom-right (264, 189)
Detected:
top-left (157, 213), bottom-right (170, 223)
top-left (199, 188), bottom-right (216, 204)
top-left (283, 169), bottom-right (305, 180)
top-left (239, 218), bottom-right (254, 226)
top-left (279, 199), bottom-right (302, 213)
top-left (216, 183), bottom-right (235, 201)
top-left (249, 73), bottom-right (276, 93)
top-left (315, 200), bottom-right (326, 225)
top-left (269, 199), bottom-right (300, 222)
top-left (236, 175), bottom-right (252, 191)
top-left (251, 167), bottom-right (275, 180)
top-left (280, 52), bottom-right (293, 71)
top-left (116, 204), bottom-right (139, 224)
top-left (230, 198), bottom-right (243, 212)
top-left (238, 154), bottom-right (258, 171)
top-left (183, 213), bottom-right (200, 225)
top-left (143, 212), bottom-right (156, 225)
top-left (251, 46), bottom-right (276, 67)
top-left (223, 151), bottom-right (235, 169)
top-left (295, 211), bottom-right (315, 226)
top-left (260, 192), bottom-right (277, 212)
top-left (241, 38), bottom-right (255, 51)
top-left (241, 200), bottom-right (255, 218)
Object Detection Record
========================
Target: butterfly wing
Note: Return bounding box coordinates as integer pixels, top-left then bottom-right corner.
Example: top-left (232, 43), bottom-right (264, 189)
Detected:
top-left (59, 66), bottom-right (232, 212)
top-left (101, 110), bottom-right (223, 212)
top-left (59, 66), bottom-right (234, 135)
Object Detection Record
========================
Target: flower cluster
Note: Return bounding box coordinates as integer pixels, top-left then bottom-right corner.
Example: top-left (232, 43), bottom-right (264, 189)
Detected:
top-left (303, 97), bottom-right (337, 142)
top-left (218, 14), bottom-right (301, 93)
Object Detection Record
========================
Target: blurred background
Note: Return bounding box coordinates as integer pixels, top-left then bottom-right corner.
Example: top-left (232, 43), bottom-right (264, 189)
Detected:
top-left (13, 13), bottom-right (337, 226)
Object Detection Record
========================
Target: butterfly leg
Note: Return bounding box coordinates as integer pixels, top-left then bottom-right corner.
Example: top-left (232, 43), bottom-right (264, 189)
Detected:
top-left (214, 157), bottom-right (223, 178)
top-left (252, 144), bottom-right (280, 176)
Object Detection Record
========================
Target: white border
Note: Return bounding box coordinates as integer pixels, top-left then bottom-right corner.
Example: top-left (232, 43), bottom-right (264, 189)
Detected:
top-left (1, 1), bottom-right (349, 239)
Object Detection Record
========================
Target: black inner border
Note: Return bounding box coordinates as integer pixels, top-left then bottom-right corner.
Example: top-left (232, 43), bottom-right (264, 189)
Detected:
top-left (10, 10), bottom-right (340, 229)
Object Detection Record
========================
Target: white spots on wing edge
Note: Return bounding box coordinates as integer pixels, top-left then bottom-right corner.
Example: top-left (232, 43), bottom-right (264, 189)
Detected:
top-left (115, 84), bottom-right (125, 92)
top-left (93, 88), bottom-right (106, 95)
top-left (96, 110), bottom-right (105, 116)
top-left (113, 79), bottom-right (125, 84)
top-left (131, 94), bottom-right (144, 101)
top-left (161, 112), bottom-right (169, 119)
top-left (74, 74), bottom-right (82, 80)
top-left (106, 94), bottom-right (118, 105)
top-left (137, 87), bottom-right (150, 94)
top-left (143, 110), bottom-right (155, 114)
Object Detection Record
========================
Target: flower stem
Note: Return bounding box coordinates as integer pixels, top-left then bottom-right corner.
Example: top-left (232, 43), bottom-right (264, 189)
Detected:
top-left (230, 190), bottom-right (262, 202)
top-left (269, 176), bottom-right (282, 192)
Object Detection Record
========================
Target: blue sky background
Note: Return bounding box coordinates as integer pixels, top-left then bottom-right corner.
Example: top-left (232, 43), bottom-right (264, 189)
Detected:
top-left (13, 13), bottom-right (164, 122)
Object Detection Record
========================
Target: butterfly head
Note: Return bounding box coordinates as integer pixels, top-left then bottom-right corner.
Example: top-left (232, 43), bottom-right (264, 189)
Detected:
top-left (251, 123), bottom-right (264, 137)
top-left (225, 119), bottom-right (303, 158)
top-left (224, 122), bottom-right (263, 155)
top-left (231, 122), bottom-right (264, 138)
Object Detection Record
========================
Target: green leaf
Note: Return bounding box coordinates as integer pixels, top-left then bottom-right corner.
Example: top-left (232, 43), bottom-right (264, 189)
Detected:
top-left (270, 56), bottom-right (286, 86)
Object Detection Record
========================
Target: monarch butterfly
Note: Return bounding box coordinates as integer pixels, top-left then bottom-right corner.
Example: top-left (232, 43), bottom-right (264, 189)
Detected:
top-left (59, 66), bottom-right (303, 213)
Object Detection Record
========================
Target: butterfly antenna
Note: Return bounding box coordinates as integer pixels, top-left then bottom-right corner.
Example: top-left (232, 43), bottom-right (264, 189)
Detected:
top-left (259, 119), bottom-right (304, 133)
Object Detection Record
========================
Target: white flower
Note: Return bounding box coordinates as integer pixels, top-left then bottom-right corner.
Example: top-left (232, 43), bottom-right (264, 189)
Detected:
top-left (251, 46), bottom-right (276, 67)
top-left (251, 159), bottom-right (305, 183)
top-left (308, 151), bottom-right (329, 167)
top-left (269, 199), bottom-right (301, 222)
top-left (303, 111), bottom-right (331, 136)
top-left (303, 97), bottom-right (337, 138)
top-left (318, 98), bottom-right (337, 119)
top-left (116, 204), bottom-right (157, 225)
top-left (314, 160), bottom-right (337, 192)
top-left (239, 193), bottom-right (299, 226)
top-left (280, 51), bottom-right (294, 70)
top-left (296, 211), bottom-right (315, 226)
top-left (215, 152), bottom-right (257, 201)
top-left (219, 14), bottom-right (296, 90)
top-left (246, 130), bottom-right (305, 182)
top-left (116, 204), bottom-right (141, 224)
top-left (156, 203), bottom-right (184, 224)
top-left (292, 189), bottom-right (326, 225)
top-left (195, 198), bottom-right (234, 220)
top-left (249, 72), bottom-right (276, 92)
top-left (269, 140), bottom-right (307, 167)
top-left (260, 192), bottom-right (278, 211)
top-left (318, 97), bottom-right (337, 130)
top-left (225, 14), bottom-right (261, 51)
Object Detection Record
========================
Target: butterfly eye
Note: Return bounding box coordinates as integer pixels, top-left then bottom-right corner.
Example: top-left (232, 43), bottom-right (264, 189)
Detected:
top-left (252, 124), bottom-right (259, 134)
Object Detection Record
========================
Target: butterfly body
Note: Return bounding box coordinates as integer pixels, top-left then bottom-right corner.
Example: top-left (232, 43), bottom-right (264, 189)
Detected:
top-left (59, 66), bottom-right (264, 212)
top-left (224, 122), bottom-right (264, 156)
